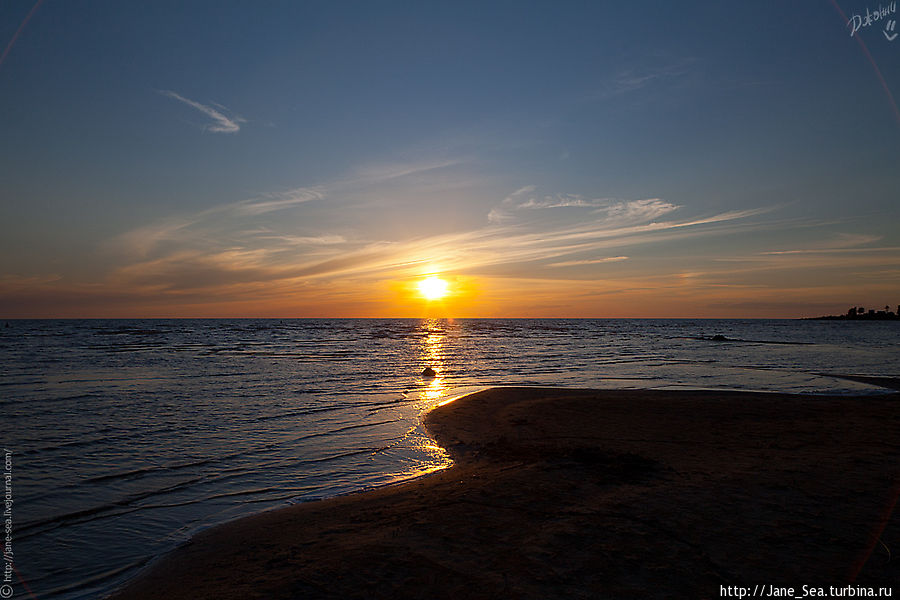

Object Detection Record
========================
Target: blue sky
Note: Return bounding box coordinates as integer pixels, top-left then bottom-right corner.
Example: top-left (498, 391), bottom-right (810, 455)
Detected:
top-left (1, 1), bottom-right (898, 317)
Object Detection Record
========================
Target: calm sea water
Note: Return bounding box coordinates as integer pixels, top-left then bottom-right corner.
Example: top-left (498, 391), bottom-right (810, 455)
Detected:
top-left (2, 318), bottom-right (898, 599)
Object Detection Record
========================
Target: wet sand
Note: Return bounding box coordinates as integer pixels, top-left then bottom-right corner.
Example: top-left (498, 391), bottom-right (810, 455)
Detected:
top-left (108, 386), bottom-right (900, 599)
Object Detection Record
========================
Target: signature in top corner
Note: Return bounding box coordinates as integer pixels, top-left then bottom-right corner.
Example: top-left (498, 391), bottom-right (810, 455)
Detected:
top-left (846, 2), bottom-right (898, 40)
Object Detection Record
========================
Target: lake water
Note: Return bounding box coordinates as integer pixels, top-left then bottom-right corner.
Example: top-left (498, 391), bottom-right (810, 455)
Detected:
top-left (2, 318), bottom-right (898, 599)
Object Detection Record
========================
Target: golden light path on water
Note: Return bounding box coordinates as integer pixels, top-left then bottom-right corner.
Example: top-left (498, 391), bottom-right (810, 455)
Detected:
top-left (420, 320), bottom-right (446, 401)
top-left (403, 319), bottom-right (468, 470)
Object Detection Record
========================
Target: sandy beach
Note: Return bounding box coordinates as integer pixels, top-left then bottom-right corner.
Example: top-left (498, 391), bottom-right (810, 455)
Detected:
top-left (108, 385), bottom-right (900, 599)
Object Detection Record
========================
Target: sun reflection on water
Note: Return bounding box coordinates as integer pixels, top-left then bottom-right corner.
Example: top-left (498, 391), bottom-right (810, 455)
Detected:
top-left (420, 319), bottom-right (447, 401)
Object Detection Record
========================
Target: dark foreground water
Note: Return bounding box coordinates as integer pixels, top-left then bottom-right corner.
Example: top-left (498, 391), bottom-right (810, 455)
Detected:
top-left (2, 318), bottom-right (898, 599)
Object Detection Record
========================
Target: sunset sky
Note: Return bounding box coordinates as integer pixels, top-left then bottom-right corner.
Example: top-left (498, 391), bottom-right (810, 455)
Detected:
top-left (1, 1), bottom-right (898, 318)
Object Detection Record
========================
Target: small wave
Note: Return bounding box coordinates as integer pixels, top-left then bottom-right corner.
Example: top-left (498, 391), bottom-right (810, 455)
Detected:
top-left (92, 328), bottom-right (167, 336)
top-left (686, 335), bottom-right (814, 345)
top-left (2, 392), bottom-right (97, 408)
top-left (326, 418), bottom-right (399, 435)
top-left (366, 397), bottom-right (414, 412)
top-left (301, 447), bottom-right (381, 464)
top-left (244, 403), bottom-right (348, 422)
top-left (15, 476), bottom-right (207, 537)
top-left (22, 430), bottom-right (143, 456)
top-left (14, 504), bottom-right (142, 540)
top-left (202, 487), bottom-right (278, 501)
top-left (0, 378), bottom-right (46, 387)
top-left (39, 556), bottom-right (153, 599)
top-left (129, 486), bottom-right (308, 511)
top-left (269, 418), bottom-right (399, 447)
top-left (82, 457), bottom-right (219, 484)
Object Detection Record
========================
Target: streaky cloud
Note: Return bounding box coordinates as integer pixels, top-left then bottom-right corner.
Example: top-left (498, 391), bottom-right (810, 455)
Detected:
top-left (761, 233), bottom-right (885, 255)
top-left (234, 187), bottom-right (326, 215)
top-left (517, 194), bottom-right (596, 209)
top-left (110, 153), bottom-right (472, 262)
top-left (548, 257), bottom-right (629, 268)
top-left (492, 188), bottom-right (681, 229)
top-left (347, 158), bottom-right (465, 184)
top-left (761, 246), bottom-right (899, 256)
top-left (109, 193), bottom-right (774, 294)
top-left (583, 57), bottom-right (696, 103)
top-left (160, 90), bottom-right (246, 133)
top-left (487, 207), bottom-right (514, 224)
top-left (501, 185), bottom-right (537, 206)
top-left (594, 198), bottom-right (679, 224)
top-left (249, 232), bottom-right (347, 246)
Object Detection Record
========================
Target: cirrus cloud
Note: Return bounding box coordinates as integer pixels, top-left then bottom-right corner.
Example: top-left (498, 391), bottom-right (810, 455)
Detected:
top-left (160, 90), bottom-right (246, 133)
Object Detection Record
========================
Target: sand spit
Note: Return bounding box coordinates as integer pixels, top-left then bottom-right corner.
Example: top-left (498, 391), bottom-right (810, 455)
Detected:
top-left (109, 386), bottom-right (900, 599)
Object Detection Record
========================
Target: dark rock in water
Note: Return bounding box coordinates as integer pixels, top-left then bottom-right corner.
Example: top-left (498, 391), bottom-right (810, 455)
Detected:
top-left (421, 367), bottom-right (437, 378)
top-left (711, 335), bottom-right (728, 342)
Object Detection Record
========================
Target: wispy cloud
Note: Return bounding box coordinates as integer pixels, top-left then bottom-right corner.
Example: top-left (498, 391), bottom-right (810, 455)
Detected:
top-left (495, 188), bottom-right (680, 227)
top-left (487, 207), bottom-right (513, 225)
top-left (347, 158), bottom-right (466, 184)
top-left (517, 194), bottom-right (597, 209)
top-left (548, 256), bottom-right (629, 268)
top-left (109, 193), bottom-right (771, 295)
top-left (89, 159), bottom-right (792, 313)
top-left (760, 233), bottom-right (884, 255)
top-left (111, 154), bottom-right (480, 264)
top-left (112, 185), bottom-right (327, 259)
top-left (584, 57), bottom-right (697, 102)
top-left (493, 187), bottom-right (600, 221)
top-left (160, 90), bottom-right (246, 133)
top-left (248, 231), bottom-right (347, 246)
top-left (501, 185), bottom-right (536, 205)
top-left (595, 198), bottom-right (679, 224)
top-left (682, 231), bottom-right (900, 288)
top-left (232, 187), bottom-right (326, 216)
top-left (11, 158), bottom-right (870, 317)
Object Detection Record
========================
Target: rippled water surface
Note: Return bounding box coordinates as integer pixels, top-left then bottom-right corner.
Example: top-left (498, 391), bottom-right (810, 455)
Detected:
top-left (2, 318), bottom-right (898, 599)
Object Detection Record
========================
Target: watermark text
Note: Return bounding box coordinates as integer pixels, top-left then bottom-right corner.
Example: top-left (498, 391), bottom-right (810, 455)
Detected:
top-left (721, 584), bottom-right (893, 598)
top-left (2, 450), bottom-right (13, 599)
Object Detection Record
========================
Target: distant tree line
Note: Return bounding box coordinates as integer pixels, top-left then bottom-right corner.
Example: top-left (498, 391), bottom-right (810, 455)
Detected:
top-left (813, 305), bottom-right (900, 320)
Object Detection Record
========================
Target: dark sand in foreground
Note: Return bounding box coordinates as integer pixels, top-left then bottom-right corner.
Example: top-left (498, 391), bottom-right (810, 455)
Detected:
top-left (109, 386), bottom-right (900, 599)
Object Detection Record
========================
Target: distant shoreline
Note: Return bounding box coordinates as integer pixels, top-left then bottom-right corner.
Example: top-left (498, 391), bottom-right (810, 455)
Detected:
top-left (809, 314), bottom-right (899, 321)
top-left (108, 385), bottom-right (900, 599)
top-left (809, 306), bottom-right (900, 321)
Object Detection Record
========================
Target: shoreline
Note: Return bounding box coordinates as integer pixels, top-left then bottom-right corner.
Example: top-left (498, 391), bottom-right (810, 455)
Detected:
top-left (108, 385), bottom-right (900, 599)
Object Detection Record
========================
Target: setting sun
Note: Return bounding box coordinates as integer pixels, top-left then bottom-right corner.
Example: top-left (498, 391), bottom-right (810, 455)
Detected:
top-left (418, 276), bottom-right (449, 300)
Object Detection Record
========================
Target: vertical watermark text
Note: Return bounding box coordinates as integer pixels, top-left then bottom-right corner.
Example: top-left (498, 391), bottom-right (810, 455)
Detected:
top-left (2, 450), bottom-right (13, 599)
